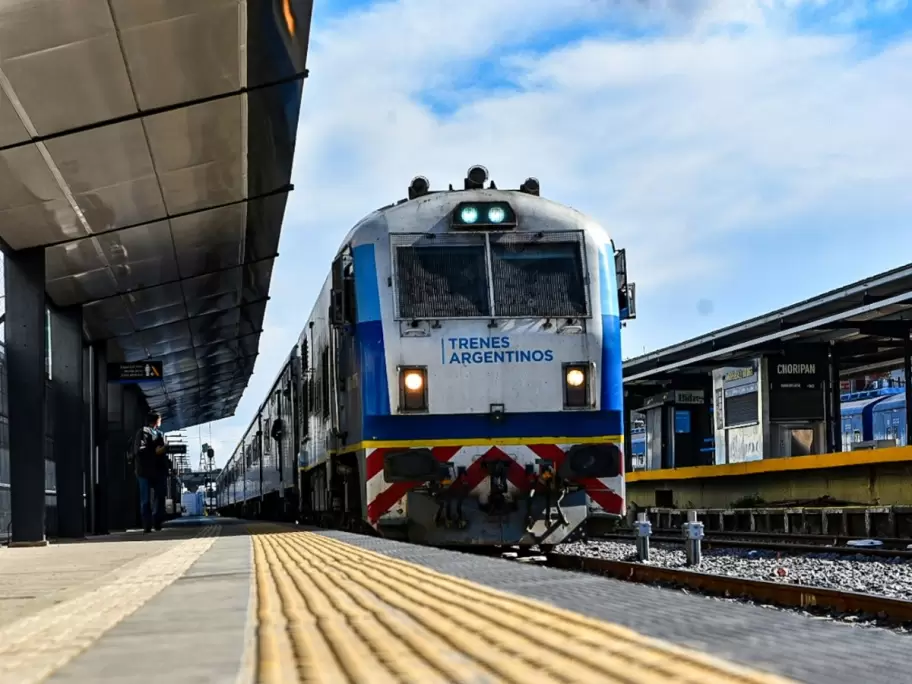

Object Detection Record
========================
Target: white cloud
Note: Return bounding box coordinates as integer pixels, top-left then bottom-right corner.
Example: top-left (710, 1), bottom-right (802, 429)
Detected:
top-left (188, 0), bottom-right (912, 459)
top-left (288, 0), bottom-right (911, 347)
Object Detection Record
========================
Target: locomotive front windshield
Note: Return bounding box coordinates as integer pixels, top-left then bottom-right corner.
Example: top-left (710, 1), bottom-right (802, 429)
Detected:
top-left (393, 231), bottom-right (589, 319)
top-left (489, 241), bottom-right (588, 318)
top-left (395, 244), bottom-right (490, 318)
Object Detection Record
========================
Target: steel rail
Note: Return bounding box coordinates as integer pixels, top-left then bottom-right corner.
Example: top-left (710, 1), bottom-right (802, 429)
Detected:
top-left (592, 532), bottom-right (912, 559)
top-left (546, 553), bottom-right (912, 625)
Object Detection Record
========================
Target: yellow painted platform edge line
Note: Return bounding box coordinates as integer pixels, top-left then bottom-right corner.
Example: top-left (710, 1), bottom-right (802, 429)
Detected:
top-left (0, 533), bottom-right (220, 684)
top-left (627, 445), bottom-right (912, 482)
top-left (234, 529), bottom-right (259, 684)
top-left (301, 532), bottom-right (795, 684)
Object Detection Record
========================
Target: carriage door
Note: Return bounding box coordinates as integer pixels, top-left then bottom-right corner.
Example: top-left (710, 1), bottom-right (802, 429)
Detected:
top-left (329, 248), bottom-right (355, 443)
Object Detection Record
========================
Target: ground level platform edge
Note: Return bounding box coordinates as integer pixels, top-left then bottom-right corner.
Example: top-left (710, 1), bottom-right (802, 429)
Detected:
top-left (1, 519), bottom-right (906, 683)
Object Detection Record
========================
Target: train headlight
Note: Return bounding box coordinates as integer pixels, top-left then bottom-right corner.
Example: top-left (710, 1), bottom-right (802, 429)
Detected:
top-left (451, 202), bottom-right (517, 229)
top-left (403, 371), bottom-right (424, 391)
top-left (566, 368), bottom-right (585, 387)
top-left (399, 366), bottom-right (428, 412)
top-left (563, 363), bottom-right (590, 408)
top-left (487, 206), bottom-right (506, 223)
top-left (460, 206), bottom-right (479, 224)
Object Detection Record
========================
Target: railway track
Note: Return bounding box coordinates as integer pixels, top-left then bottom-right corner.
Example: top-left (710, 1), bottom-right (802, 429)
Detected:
top-left (594, 531), bottom-right (912, 559)
top-left (543, 552), bottom-right (912, 627)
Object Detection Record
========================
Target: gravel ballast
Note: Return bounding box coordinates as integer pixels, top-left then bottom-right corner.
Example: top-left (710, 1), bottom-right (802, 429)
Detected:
top-left (556, 539), bottom-right (912, 601)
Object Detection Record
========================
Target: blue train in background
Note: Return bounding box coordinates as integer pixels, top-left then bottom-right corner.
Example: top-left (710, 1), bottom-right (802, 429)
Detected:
top-left (628, 385), bottom-right (908, 469)
top-left (841, 386), bottom-right (907, 450)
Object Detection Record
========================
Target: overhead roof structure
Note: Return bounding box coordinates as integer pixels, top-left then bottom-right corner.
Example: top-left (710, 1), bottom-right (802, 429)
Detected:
top-left (0, 0), bottom-right (313, 430)
top-left (624, 262), bottom-right (912, 389)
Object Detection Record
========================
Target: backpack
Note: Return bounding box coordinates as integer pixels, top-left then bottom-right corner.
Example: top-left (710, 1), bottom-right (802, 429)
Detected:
top-left (130, 427), bottom-right (151, 472)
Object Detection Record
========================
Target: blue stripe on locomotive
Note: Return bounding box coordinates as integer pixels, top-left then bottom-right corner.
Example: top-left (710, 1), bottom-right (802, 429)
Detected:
top-left (351, 240), bottom-right (625, 442)
top-left (352, 244), bottom-right (391, 416)
top-left (597, 243), bottom-right (623, 414)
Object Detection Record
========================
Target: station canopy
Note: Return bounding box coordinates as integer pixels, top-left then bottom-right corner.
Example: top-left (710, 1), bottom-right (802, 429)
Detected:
top-left (0, 0), bottom-right (312, 430)
top-left (625, 262), bottom-right (912, 388)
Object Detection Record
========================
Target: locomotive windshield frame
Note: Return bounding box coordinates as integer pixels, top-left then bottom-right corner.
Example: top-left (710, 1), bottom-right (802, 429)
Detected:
top-left (391, 229), bottom-right (591, 321)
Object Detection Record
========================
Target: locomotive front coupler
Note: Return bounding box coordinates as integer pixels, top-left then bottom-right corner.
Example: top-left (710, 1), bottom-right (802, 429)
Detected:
top-left (454, 466), bottom-right (468, 528)
top-left (540, 475), bottom-right (568, 528)
top-left (429, 480), bottom-right (454, 528)
top-left (484, 460), bottom-right (511, 515)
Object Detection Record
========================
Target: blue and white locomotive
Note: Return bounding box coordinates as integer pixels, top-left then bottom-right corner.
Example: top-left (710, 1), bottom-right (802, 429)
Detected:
top-left (217, 166), bottom-right (636, 548)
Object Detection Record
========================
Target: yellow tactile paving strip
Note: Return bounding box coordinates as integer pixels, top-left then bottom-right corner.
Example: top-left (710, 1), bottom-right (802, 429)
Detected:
top-left (253, 531), bottom-right (796, 684)
top-left (0, 526), bottom-right (219, 684)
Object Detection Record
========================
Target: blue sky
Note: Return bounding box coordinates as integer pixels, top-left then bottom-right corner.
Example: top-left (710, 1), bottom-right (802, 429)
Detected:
top-left (188, 0), bottom-right (912, 466)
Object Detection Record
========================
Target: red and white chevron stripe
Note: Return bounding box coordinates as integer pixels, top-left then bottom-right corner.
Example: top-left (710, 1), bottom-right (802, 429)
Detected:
top-left (364, 443), bottom-right (624, 525)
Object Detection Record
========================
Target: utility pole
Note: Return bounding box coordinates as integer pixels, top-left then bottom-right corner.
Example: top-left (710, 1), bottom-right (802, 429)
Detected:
top-left (199, 443), bottom-right (216, 515)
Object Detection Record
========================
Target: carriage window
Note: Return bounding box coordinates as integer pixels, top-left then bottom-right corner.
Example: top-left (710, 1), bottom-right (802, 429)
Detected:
top-left (395, 245), bottom-right (490, 318)
top-left (490, 241), bottom-right (588, 318)
top-left (321, 347), bottom-right (330, 418)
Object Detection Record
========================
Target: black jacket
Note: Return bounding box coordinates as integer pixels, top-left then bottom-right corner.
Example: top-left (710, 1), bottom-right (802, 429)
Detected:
top-left (135, 427), bottom-right (167, 479)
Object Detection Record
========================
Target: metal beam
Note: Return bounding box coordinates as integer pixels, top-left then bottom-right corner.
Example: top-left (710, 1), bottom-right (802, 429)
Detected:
top-left (815, 320), bottom-right (912, 339)
top-left (104, 296), bottom-right (269, 341)
top-left (44, 185), bottom-right (293, 251)
top-left (0, 72), bottom-right (309, 154)
top-left (625, 290), bottom-right (912, 382)
top-left (77, 254), bottom-right (279, 309)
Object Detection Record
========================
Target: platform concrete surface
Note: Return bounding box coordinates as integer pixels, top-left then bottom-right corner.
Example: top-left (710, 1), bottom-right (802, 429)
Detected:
top-left (0, 518), bottom-right (905, 684)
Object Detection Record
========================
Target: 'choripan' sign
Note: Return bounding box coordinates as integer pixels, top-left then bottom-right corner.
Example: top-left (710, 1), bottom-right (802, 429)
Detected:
top-left (768, 356), bottom-right (826, 392)
top-left (776, 363), bottom-right (816, 374)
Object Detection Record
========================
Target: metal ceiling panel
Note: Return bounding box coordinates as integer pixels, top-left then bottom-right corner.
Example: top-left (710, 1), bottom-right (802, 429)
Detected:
top-left (170, 203), bottom-right (247, 277)
top-left (0, 0), bottom-right (313, 430)
top-left (95, 223), bottom-right (181, 292)
top-left (0, 0), bottom-right (113, 61)
top-left (113, 0), bottom-right (241, 111)
top-left (0, 90), bottom-right (28, 147)
top-left (45, 267), bottom-right (117, 309)
top-left (43, 119), bottom-right (165, 231)
top-left (144, 97), bottom-right (244, 215)
top-left (82, 297), bottom-right (134, 340)
top-left (0, 145), bottom-right (86, 249)
top-left (0, 10), bottom-right (135, 136)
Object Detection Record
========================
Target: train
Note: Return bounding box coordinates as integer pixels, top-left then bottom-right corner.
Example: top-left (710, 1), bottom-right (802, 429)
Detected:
top-left (215, 166), bottom-right (636, 548)
top-left (629, 386), bottom-right (908, 468)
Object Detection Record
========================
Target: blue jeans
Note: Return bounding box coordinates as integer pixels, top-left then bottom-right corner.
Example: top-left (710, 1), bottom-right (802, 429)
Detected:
top-left (138, 475), bottom-right (166, 530)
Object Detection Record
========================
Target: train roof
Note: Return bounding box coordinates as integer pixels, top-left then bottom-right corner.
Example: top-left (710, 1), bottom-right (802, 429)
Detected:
top-left (873, 392), bottom-right (907, 410)
top-left (336, 184), bottom-right (614, 258)
top-left (841, 395), bottom-right (893, 416)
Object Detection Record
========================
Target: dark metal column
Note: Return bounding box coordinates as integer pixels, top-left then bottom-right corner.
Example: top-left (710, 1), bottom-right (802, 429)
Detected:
top-left (121, 386), bottom-right (143, 530)
top-left (904, 336), bottom-right (912, 447)
top-left (51, 306), bottom-right (85, 538)
top-left (827, 345), bottom-right (841, 453)
top-left (83, 344), bottom-right (95, 534)
top-left (93, 343), bottom-right (109, 535)
top-left (5, 248), bottom-right (48, 546)
top-left (106, 382), bottom-right (125, 530)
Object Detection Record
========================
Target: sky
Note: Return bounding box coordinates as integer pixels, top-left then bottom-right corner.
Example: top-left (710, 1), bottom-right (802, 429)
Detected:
top-left (183, 0), bottom-right (912, 468)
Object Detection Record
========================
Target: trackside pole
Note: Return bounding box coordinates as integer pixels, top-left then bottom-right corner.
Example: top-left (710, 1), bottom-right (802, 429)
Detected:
top-left (683, 510), bottom-right (704, 566)
top-left (634, 512), bottom-right (652, 562)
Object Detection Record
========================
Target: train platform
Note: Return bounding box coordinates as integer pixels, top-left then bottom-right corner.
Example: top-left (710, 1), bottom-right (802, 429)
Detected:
top-left (0, 519), bottom-right (907, 684)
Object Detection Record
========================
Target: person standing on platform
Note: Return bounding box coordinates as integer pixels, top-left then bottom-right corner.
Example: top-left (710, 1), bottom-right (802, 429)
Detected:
top-left (134, 412), bottom-right (169, 533)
